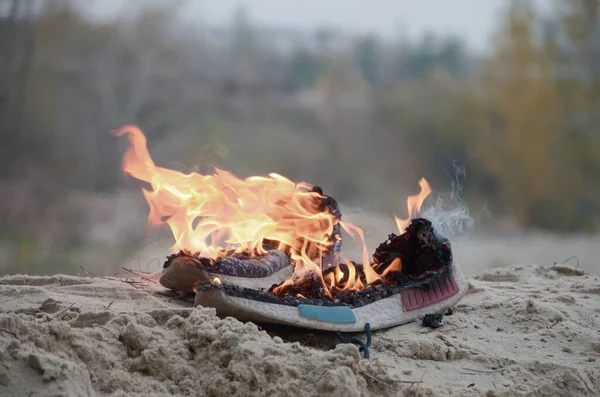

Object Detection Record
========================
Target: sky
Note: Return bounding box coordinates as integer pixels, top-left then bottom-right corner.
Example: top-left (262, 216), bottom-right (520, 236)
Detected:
top-left (86, 0), bottom-right (548, 53)
top-left (192, 0), bottom-right (508, 52)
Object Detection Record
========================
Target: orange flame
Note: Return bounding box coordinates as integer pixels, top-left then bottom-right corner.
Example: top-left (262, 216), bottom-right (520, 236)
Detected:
top-left (114, 125), bottom-right (431, 296)
top-left (394, 178), bottom-right (432, 234)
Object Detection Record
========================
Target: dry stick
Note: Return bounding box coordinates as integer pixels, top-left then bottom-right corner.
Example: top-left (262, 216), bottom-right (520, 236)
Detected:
top-left (549, 256), bottom-right (584, 276)
top-left (0, 329), bottom-right (17, 338)
top-left (122, 267), bottom-right (157, 284)
top-left (104, 297), bottom-right (117, 310)
top-left (358, 370), bottom-right (421, 390)
top-left (80, 266), bottom-right (95, 278)
top-left (123, 278), bottom-right (142, 290)
top-left (412, 371), bottom-right (427, 394)
top-left (548, 320), bottom-right (561, 329)
top-left (49, 303), bottom-right (76, 321)
top-left (80, 266), bottom-right (123, 283)
top-left (80, 266), bottom-right (150, 294)
top-left (559, 255), bottom-right (580, 269)
top-left (583, 352), bottom-right (600, 357)
top-left (461, 367), bottom-right (497, 374)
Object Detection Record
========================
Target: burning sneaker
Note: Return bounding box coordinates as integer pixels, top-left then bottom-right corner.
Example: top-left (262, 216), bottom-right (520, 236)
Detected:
top-left (114, 125), bottom-right (468, 332)
top-left (194, 218), bottom-right (468, 332)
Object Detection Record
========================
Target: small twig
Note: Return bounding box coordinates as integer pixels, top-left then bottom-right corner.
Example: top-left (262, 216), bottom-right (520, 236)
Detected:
top-left (461, 367), bottom-right (497, 374)
top-left (79, 266), bottom-right (96, 278)
top-left (80, 267), bottom-right (123, 283)
top-left (550, 256), bottom-right (584, 276)
top-left (361, 358), bottom-right (395, 369)
top-left (582, 352), bottom-right (600, 357)
top-left (548, 320), bottom-right (561, 329)
top-left (48, 303), bottom-right (75, 321)
top-left (123, 279), bottom-right (142, 289)
top-left (122, 267), bottom-right (157, 284)
top-left (104, 298), bottom-right (117, 310)
top-left (0, 328), bottom-right (17, 338)
top-left (413, 371), bottom-right (427, 394)
top-left (558, 256), bottom-right (580, 269)
top-left (359, 370), bottom-right (421, 390)
top-left (504, 296), bottom-right (518, 303)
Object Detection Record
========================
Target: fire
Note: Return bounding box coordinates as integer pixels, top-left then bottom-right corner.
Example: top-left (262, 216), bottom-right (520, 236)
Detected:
top-left (394, 178), bottom-right (432, 234)
top-left (114, 125), bottom-right (431, 297)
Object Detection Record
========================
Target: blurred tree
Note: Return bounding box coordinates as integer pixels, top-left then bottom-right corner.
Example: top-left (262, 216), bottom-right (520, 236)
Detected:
top-left (557, 0), bottom-right (600, 84)
top-left (554, 0), bottom-right (600, 229)
top-left (315, 55), bottom-right (367, 105)
top-left (395, 33), bottom-right (469, 80)
top-left (474, 1), bottom-right (583, 230)
top-left (315, 27), bottom-right (337, 54)
top-left (0, 0), bottom-right (40, 175)
top-left (287, 49), bottom-right (324, 90)
top-left (354, 33), bottom-right (382, 85)
top-left (0, 0), bottom-right (212, 260)
top-left (229, 5), bottom-right (258, 87)
top-left (371, 69), bottom-right (476, 199)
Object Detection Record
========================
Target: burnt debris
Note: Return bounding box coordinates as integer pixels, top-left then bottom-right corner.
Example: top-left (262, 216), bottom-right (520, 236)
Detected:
top-left (268, 217), bottom-right (454, 302)
top-left (422, 313), bottom-right (444, 329)
top-left (372, 218), bottom-right (452, 278)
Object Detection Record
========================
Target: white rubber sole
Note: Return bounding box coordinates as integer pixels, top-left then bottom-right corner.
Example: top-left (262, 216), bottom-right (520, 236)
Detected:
top-left (195, 263), bottom-right (469, 332)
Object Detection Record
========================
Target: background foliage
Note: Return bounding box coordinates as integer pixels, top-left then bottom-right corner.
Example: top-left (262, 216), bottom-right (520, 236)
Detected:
top-left (1, 0), bottom-right (599, 274)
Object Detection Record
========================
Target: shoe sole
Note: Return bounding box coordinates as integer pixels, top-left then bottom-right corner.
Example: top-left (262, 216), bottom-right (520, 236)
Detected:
top-left (194, 263), bottom-right (469, 332)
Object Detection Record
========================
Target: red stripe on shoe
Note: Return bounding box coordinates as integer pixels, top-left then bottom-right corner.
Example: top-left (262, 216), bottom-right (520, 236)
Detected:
top-left (401, 273), bottom-right (459, 311)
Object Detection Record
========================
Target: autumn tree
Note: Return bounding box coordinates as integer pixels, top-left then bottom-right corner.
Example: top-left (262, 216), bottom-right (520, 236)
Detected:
top-left (553, 0), bottom-right (600, 227)
top-left (472, 1), bottom-right (592, 230)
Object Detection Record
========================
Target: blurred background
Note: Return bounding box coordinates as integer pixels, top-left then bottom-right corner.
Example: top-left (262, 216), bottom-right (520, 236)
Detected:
top-left (1, 0), bottom-right (599, 276)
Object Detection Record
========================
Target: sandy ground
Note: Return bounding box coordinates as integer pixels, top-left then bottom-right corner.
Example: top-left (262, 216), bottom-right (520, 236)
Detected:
top-left (0, 263), bottom-right (599, 397)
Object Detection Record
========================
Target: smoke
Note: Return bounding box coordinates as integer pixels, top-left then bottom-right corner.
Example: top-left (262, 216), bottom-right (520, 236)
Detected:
top-left (421, 160), bottom-right (475, 237)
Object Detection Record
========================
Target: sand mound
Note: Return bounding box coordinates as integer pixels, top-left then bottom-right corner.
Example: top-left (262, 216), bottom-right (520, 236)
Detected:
top-left (1, 264), bottom-right (599, 396)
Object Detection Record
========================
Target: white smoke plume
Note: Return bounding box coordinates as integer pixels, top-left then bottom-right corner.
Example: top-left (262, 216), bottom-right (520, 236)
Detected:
top-left (421, 160), bottom-right (475, 237)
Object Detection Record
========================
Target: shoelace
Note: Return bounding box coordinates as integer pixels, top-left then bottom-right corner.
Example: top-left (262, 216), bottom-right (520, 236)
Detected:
top-left (330, 322), bottom-right (372, 358)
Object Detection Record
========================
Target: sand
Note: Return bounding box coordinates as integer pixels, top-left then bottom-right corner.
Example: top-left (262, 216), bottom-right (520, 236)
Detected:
top-left (0, 264), bottom-right (599, 397)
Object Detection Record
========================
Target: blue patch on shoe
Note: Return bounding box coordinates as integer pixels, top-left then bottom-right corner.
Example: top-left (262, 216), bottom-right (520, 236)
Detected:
top-left (298, 304), bottom-right (356, 323)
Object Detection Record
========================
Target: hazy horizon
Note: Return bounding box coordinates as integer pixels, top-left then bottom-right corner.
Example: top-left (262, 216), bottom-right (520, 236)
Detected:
top-left (85, 0), bottom-right (549, 53)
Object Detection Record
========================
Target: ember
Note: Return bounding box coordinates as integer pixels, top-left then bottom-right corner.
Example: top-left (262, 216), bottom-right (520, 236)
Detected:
top-left (114, 125), bottom-right (436, 301)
